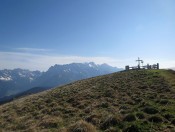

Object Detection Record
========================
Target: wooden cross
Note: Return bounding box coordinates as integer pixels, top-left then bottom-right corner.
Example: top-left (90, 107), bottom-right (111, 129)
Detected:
top-left (136, 57), bottom-right (143, 67)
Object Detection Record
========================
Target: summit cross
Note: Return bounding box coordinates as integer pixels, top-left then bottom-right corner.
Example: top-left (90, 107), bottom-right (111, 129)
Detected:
top-left (136, 57), bottom-right (143, 67)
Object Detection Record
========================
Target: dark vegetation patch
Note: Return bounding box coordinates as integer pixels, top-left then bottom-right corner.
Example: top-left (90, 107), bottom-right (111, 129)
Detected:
top-left (143, 106), bottom-right (159, 114)
top-left (123, 125), bottom-right (141, 132)
top-left (171, 119), bottom-right (175, 125)
top-left (136, 112), bottom-right (145, 119)
top-left (123, 114), bottom-right (136, 122)
top-left (100, 115), bottom-right (120, 130)
top-left (159, 99), bottom-right (169, 105)
top-left (163, 113), bottom-right (175, 121)
top-left (148, 116), bottom-right (163, 123)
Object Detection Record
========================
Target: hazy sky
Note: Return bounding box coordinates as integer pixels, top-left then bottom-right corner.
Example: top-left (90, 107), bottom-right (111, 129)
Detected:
top-left (0, 0), bottom-right (175, 71)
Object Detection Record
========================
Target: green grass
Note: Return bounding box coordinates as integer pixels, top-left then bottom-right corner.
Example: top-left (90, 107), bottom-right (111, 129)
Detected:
top-left (0, 69), bottom-right (175, 131)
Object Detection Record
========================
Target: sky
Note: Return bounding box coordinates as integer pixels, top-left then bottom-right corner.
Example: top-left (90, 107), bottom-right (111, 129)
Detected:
top-left (0, 0), bottom-right (175, 71)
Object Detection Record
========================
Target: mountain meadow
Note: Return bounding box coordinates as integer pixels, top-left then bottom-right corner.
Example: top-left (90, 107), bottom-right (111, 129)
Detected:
top-left (0, 69), bottom-right (175, 131)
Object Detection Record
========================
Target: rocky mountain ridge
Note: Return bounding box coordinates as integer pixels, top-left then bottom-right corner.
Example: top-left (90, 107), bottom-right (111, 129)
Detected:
top-left (0, 62), bottom-right (121, 98)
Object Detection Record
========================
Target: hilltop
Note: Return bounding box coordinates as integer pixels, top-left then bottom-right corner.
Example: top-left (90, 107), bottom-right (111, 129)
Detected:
top-left (0, 69), bottom-right (175, 131)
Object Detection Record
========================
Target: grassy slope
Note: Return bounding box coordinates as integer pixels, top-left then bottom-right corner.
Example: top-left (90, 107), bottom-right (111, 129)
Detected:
top-left (0, 70), bottom-right (175, 131)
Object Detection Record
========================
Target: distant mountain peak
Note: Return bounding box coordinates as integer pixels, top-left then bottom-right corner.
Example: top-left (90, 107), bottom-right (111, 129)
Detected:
top-left (0, 76), bottom-right (12, 81)
top-left (0, 62), bottom-right (122, 99)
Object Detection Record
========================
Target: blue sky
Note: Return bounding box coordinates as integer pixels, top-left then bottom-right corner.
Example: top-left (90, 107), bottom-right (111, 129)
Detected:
top-left (0, 0), bottom-right (175, 71)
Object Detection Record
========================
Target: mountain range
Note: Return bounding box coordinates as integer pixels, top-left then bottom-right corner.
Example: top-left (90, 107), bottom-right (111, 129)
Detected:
top-left (0, 62), bottom-right (122, 100)
top-left (0, 69), bottom-right (42, 98)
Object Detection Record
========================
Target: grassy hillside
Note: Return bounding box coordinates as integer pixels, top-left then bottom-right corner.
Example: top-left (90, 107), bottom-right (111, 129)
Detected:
top-left (0, 69), bottom-right (175, 131)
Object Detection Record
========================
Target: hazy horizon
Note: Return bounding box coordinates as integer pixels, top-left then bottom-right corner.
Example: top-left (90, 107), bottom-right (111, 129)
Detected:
top-left (0, 0), bottom-right (175, 71)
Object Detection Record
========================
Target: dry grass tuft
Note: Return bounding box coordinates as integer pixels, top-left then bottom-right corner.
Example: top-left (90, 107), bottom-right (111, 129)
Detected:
top-left (66, 120), bottom-right (97, 132)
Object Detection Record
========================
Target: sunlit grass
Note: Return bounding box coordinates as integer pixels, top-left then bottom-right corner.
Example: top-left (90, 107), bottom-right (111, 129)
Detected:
top-left (0, 69), bottom-right (175, 131)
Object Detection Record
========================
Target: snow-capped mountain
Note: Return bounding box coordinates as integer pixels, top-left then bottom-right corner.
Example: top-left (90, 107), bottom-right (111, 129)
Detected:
top-left (33, 62), bottom-right (121, 87)
top-left (0, 69), bottom-right (42, 98)
top-left (0, 62), bottom-right (122, 99)
top-left (0, 69), bottom-right (41, 82)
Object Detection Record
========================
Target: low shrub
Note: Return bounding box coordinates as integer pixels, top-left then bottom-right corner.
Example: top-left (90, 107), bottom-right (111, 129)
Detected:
top-left (143, 106), bottom-right (158, 114)
top-left (123, 125), bottom-right (141, 132)
top-left (136, 112), bottom-right (145, 119)
top-left (171, 119), bottom-right (175, 125)
top-left (100, 115), bottom-right (120, 130)
top-left (123, 114), bottom-right (136, 122)
top-left (148, 116), bottom-right (163, 123)
top-left (163, 113), bottom-right (174, 121)
top-left (101, 102), bottom-right (109, 108)
top-left (159, 99), bottom-right (169, 105)
top-left (85, 115), bottom-right (99, 125)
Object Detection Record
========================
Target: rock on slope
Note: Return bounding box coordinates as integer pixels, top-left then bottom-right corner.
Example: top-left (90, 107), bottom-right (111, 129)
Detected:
top-left (0, 69), bottom-right (175, 131)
